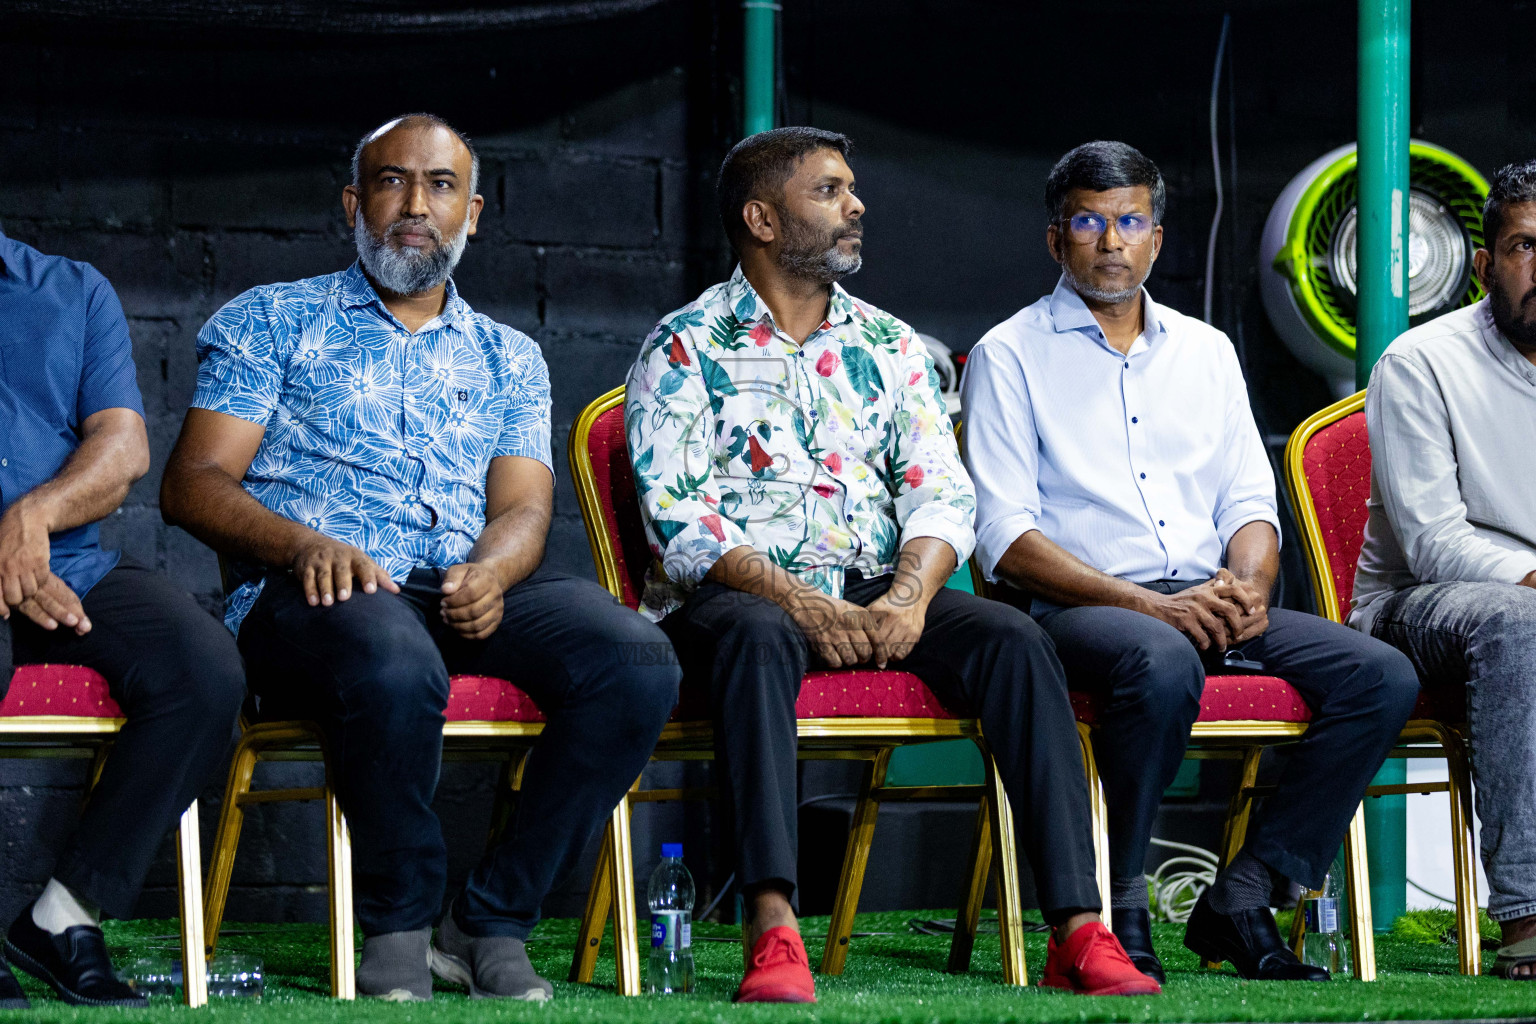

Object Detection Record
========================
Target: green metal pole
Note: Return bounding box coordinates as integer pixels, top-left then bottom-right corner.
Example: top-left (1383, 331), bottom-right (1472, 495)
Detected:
top-left (1357, 0), bottom-right (1411, 932)
top-left (742, 1), bottom-right (778, 136)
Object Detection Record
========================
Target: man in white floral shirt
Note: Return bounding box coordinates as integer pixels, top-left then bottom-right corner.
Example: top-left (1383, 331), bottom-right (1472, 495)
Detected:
top-left (625, 127), bottom-right (1156, 1002)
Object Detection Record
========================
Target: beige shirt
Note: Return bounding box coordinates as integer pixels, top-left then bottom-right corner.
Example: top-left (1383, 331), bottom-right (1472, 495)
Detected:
top-left (1350, 298), bottom-right (1536, 633)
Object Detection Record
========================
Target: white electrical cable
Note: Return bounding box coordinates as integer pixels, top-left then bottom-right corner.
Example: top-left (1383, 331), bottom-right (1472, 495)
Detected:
top-left (1147, 837), bottom-right (1220, 924)
top-left (1202, 13), bottom-right (1231, 325)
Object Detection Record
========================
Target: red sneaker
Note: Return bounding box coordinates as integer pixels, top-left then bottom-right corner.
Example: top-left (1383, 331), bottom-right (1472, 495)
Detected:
top-left (734, 926), bottom-right (817, 1003)
top-left (1041, 921), bottom-right (1163, 996)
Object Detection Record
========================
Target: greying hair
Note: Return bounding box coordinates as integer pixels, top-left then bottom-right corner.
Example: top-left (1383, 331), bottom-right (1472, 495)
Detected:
top-left (1483, 159), bottom-right (1536, 251)
top-left (351, 112), bottom-right (480, 197)
top-left (1044, 141), bottom-right (1166, 225)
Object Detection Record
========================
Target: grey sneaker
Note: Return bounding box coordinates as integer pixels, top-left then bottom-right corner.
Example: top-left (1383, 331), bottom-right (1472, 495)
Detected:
top-left (357, 928), bottom-right (432, 1002)
top-left (431, 904), bottom-right (552, 1001)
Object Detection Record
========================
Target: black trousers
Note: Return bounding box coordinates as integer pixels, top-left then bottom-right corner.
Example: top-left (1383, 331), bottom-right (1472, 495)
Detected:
top-left (1033, 580), bottom-right (1420, 891)
top-left (0, 562), bottom-right (246, 918)
top-left (658, 570), bottom-right (1101, 920)
top-left (237, 564), bottom-right (678, 939)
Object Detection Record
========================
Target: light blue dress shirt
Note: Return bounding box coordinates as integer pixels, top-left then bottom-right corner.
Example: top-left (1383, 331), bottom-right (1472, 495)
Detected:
top-left (192, 262), bottom-right (553, 635)
top-left (960, 276), bottom-right (1279, 597)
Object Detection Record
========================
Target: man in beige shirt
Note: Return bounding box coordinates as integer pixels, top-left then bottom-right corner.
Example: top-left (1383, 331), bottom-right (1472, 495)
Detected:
top-left (1354, 158), bottom-right (1536, 979)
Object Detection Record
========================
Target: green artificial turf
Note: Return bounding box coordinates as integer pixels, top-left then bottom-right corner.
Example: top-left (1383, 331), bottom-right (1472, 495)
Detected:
top-left (2, 910), bottom-right (1532, 1023)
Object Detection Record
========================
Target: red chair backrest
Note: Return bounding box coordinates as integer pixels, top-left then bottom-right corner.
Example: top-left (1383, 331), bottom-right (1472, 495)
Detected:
top-left (582, 399), bottom-right (653, 611)
top-left (1298, 409), bottom-right (1371, 612)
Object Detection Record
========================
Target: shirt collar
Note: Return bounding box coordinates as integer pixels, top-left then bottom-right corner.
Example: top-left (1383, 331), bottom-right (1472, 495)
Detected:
top-left (337, 260), bottom-right (468, 328)
top-left (725, 264), bottom-right (861, 332)
top-left (1047, 274), bottom-right (1167, 347)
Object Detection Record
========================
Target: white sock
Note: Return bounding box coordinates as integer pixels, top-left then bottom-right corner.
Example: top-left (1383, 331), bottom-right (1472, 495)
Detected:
top-left (32, 878), bottom-right (99, 935)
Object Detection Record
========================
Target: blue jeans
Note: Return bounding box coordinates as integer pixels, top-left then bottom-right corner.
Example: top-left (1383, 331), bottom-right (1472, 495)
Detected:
top-left (1372, 581), bottom-right (1536, 923)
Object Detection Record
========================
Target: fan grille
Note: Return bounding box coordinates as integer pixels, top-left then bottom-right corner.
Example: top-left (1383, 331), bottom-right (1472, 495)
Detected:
top-left (1303, 152), bottom-right (1486, 344)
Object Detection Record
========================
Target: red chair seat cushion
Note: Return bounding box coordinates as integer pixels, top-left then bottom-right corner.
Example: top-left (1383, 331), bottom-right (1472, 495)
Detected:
top-left (445, 675), bottom-right (544, 723)
top-left (1072, 674), bottom-right (1311, 728)
top-left (1, 664), bottom-right (121, 718)
top-left (795, 670), bottom-right (954, 719)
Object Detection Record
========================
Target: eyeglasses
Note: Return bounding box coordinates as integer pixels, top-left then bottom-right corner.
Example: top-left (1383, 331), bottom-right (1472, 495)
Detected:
top-left (1060, 211), bottom-right (1155, 246)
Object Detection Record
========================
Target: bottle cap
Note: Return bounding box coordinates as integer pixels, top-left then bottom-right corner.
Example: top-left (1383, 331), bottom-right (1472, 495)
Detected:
top-left (661, 843), bottom-right (683, 859)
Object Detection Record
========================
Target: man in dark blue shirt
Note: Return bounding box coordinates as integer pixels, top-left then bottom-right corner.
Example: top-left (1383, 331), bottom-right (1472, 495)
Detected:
top-left (0, 229), bottom-right (245, 1008)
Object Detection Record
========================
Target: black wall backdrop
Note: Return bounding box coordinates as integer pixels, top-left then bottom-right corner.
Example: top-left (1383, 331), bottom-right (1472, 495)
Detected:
top-left (1, 0), bottom-right (1532, 924)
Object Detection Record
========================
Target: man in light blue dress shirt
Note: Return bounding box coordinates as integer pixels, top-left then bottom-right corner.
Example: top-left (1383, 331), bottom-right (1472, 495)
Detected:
top-left (961, 141), bottom-right (1419, 983)
top-left (160, 114), bottom-right (678, 1002)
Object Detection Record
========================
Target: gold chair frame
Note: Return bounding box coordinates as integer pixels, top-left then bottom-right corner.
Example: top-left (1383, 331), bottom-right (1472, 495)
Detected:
top-left (1283, 389), bottom-right (1481, 976)
top-left (955, 418), bottom-right (1377, 979)
top-left (0, 709), bottom-right (208, 1006)
top-left (567, 385), bottom-right (1042, 993)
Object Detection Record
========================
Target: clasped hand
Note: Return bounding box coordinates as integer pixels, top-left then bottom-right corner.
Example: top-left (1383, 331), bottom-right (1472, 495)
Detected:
top-left (789, 592), bottom-right (926, 670)
top-left (1148, 568), bottom-right (1268, 651)
top-left (0, 503), bottom-right (90, 634)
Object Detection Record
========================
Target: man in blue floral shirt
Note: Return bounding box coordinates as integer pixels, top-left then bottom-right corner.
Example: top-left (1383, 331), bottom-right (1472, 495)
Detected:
top-left (162, 114), bottom-right (678, 1002)
top-left (626, 128), bottom-right (1156, 1001)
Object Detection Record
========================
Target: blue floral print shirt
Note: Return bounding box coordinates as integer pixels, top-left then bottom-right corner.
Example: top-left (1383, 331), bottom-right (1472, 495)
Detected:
top-left (191, 262), bottom-right (552, 635)
top-left (625, 266), bottom-right (975, 621)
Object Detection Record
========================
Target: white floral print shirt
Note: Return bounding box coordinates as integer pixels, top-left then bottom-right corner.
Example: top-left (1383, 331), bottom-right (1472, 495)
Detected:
top-left (625, 265), bottom-right (975, 620)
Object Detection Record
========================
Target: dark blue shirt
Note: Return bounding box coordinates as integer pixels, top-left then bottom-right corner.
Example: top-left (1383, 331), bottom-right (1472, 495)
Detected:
top-left (0, 231), bottom-right (145, 598)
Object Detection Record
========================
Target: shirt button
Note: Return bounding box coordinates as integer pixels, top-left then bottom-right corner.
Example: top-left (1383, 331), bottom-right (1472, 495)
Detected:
top-left (1123, 361), bottom-right (1130, 369)
top-left (1171, 569), bottom-right (1179, 577)
top-left (1140, 472), bottom-right (1146, 479)
top-left (1131, 417), bottom-right (1138, 424)
top-left (1158, 519), bottom-right (1165, 526)
top-left (0, 458), bottom-right (6, 467)
top-left (846, 514), bottom-right (855, 522)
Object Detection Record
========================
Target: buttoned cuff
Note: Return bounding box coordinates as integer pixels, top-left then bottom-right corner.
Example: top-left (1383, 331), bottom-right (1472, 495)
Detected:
top-left (900, 504), bottom-right (976, 573)
top-left (975, 511), bottom-right (1040, 582)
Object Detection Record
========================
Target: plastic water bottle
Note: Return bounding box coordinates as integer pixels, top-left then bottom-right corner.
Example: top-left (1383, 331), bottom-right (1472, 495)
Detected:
top-left (645, 842), bottom-right (695, 994)
top-left (1301, 870), bottom-right (1352, 975)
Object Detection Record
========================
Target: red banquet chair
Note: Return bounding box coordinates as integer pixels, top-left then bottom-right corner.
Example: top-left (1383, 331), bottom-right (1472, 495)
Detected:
top-left (954, 427), bottom-right (1378, 980)
top-left (1284, 390), bottom-right (1480, 975)
top-left (567, 385), bottom-right (1043, 993)
top-left (0, 664), bottom-right (208, 1006)
top-left (203, 676), bottom-right (564, 999)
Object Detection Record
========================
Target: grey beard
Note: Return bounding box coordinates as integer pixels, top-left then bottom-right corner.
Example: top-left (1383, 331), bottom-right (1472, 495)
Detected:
top-left (354, 215), bottom-right (468, 295)
top-left (1062, 262), bottom-right (1149, 305)
top-left (779, 243), bottom-right (862, 285)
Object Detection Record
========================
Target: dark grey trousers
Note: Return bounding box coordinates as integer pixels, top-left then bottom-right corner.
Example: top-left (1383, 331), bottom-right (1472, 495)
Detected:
top-left (658, 570), bottom-right (1102, 922)
top-left (1033, 579), bottom-right (1420, 892)
top-left (0, 562), bottom-right (246, 918)
top-left (238, 564), bottom-right (679, 938)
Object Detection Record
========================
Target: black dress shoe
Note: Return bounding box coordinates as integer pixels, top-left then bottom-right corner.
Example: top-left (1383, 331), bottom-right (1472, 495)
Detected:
top-left (1183, 892), bottom-right (1329, 981)
top-left (4, 902), bottom-right (147, 1007)
top-left (1111, 907), bottom-right (1167, 984)
top-left (0, 957), bottom-right (29, 1009)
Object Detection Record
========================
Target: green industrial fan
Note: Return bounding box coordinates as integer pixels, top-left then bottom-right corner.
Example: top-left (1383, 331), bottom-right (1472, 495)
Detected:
top-left (1260, 140), bottom-right (1489, 395)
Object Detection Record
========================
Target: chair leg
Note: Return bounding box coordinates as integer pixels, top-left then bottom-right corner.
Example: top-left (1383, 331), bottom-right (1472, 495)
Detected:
top-left (946, 792), bottom-right (992, 974)
top-left (605, 791), bottom-right (642, 996)
top-left (325, 787), bottom-right (356, 999)
top-left (175, 802), bottom-right (208, 1008)
top-left (569, 815), bottom-right (616, 984)
top-left (1443, 731), bottom-right (1482, 976)
top-left (203, 737), bottom-right (259, 959)
top-left (1076, 722), bottom-right (1112, 932)
top-left (984, 752), bottom-right (1028, 986)
top-left (1342, 801), bottom-right (1376, 980)
top-left (1206, 746), bottom-right (1263, 970)
top-left (820, 748), bottom-right (891, 976)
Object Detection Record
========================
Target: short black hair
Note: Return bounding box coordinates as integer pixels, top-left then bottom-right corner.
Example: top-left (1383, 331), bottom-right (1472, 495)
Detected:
top-left (1482, 159), bottom-right (1536, 252)
top-left (716, 126), bottom-right (853, 251)
top-left (1044, 140), bottom-right (1166, 225)
top-left (352, 112), bottom-right (480, 196)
